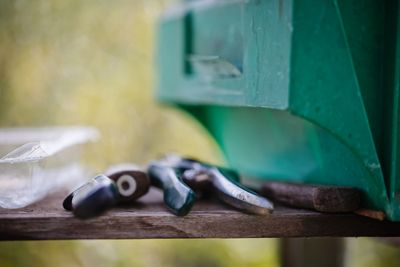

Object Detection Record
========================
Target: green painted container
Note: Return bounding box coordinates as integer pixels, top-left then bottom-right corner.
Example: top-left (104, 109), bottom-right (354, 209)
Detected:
top-left (156, 0), bottom-right (400, 220)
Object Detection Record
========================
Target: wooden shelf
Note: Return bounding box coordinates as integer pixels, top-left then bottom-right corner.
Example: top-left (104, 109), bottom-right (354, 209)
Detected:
top-left (1, 189), bottom-right (400, 240)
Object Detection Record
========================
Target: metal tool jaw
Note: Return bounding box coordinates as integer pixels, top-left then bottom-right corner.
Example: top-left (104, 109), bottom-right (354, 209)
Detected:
top-left (160, 155), bottom-right (274, 215)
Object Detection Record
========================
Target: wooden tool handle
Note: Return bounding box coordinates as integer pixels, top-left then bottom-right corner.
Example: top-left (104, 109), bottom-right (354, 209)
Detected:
top-left (261, 181), bottom-right (361, 213)
top-left (105, 164), bottom-right (150, 202)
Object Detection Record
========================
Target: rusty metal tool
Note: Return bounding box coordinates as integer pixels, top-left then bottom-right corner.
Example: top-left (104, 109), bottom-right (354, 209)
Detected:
top-left (261, 181), bottom-right (361, 213)
top-left (164, 155), bottom-right (274, 215)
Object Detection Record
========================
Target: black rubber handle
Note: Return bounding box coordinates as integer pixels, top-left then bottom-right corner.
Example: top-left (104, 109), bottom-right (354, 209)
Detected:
top-left (147, 162), bottom-right (196, 216)
top-left (63, 175), bottom-right (118, 219)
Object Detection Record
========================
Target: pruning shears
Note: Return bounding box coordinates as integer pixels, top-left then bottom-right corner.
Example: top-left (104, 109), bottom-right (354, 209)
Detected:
top-left (148, 155), bottom-right (273, 216)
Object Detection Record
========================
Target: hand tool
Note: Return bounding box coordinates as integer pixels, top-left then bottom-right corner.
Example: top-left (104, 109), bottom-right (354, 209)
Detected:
top-left (63, 165), bottom-right (150, 219)
top-left (63, 174), bottom-right (118, 219)
top-left (147, 160), bottom-right (196, 216)
top-left (261, 181), bottom-right (361, 213)
top-left (105, 163), bottom-right (150, 203)
top-left (161, 155), bottom-right (274, 215)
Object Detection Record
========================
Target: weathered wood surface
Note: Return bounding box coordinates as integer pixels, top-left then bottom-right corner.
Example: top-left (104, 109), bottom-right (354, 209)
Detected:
top-left (1, 189), bottom-right (400, 240)
top-left (261, 182), bottom-right (361, 213)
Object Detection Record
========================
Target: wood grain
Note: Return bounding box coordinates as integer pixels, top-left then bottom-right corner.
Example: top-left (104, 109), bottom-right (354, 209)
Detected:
top-left (0, 189), bottom-right (400, 240)
top-left (261, 182), bottom-right (361, 212)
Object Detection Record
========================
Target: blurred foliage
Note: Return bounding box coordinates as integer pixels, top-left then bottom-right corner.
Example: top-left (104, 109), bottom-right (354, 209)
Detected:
top-left (0, 1), bottom-right (399, 267)
top-left (0, 239), bottom-right (279, 267)
top-left (344, 238), bottom-right (400, 267)
top-left (0, 0), bottom-right (222, 169)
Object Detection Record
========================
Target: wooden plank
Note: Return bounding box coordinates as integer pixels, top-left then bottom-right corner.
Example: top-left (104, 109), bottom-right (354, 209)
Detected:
top-left (1, 189), bottom-right (400, 240)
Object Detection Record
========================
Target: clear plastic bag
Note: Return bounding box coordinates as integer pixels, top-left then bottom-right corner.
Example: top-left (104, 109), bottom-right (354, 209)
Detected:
top-left (0, 127), bottom-right (99, 208)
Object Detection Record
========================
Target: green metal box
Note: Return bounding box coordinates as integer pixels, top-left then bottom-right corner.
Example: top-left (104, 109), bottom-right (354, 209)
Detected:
top-left (156, 0), bottom-right (400, 220)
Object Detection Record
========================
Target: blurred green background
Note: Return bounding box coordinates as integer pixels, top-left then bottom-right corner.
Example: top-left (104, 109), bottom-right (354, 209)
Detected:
top-left (0, 1), bottom-right (398, 266)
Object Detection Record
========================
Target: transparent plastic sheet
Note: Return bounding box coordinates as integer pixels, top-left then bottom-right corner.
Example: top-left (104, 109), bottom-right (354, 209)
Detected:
top-left (0, 127), bottom-right (99, 208)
